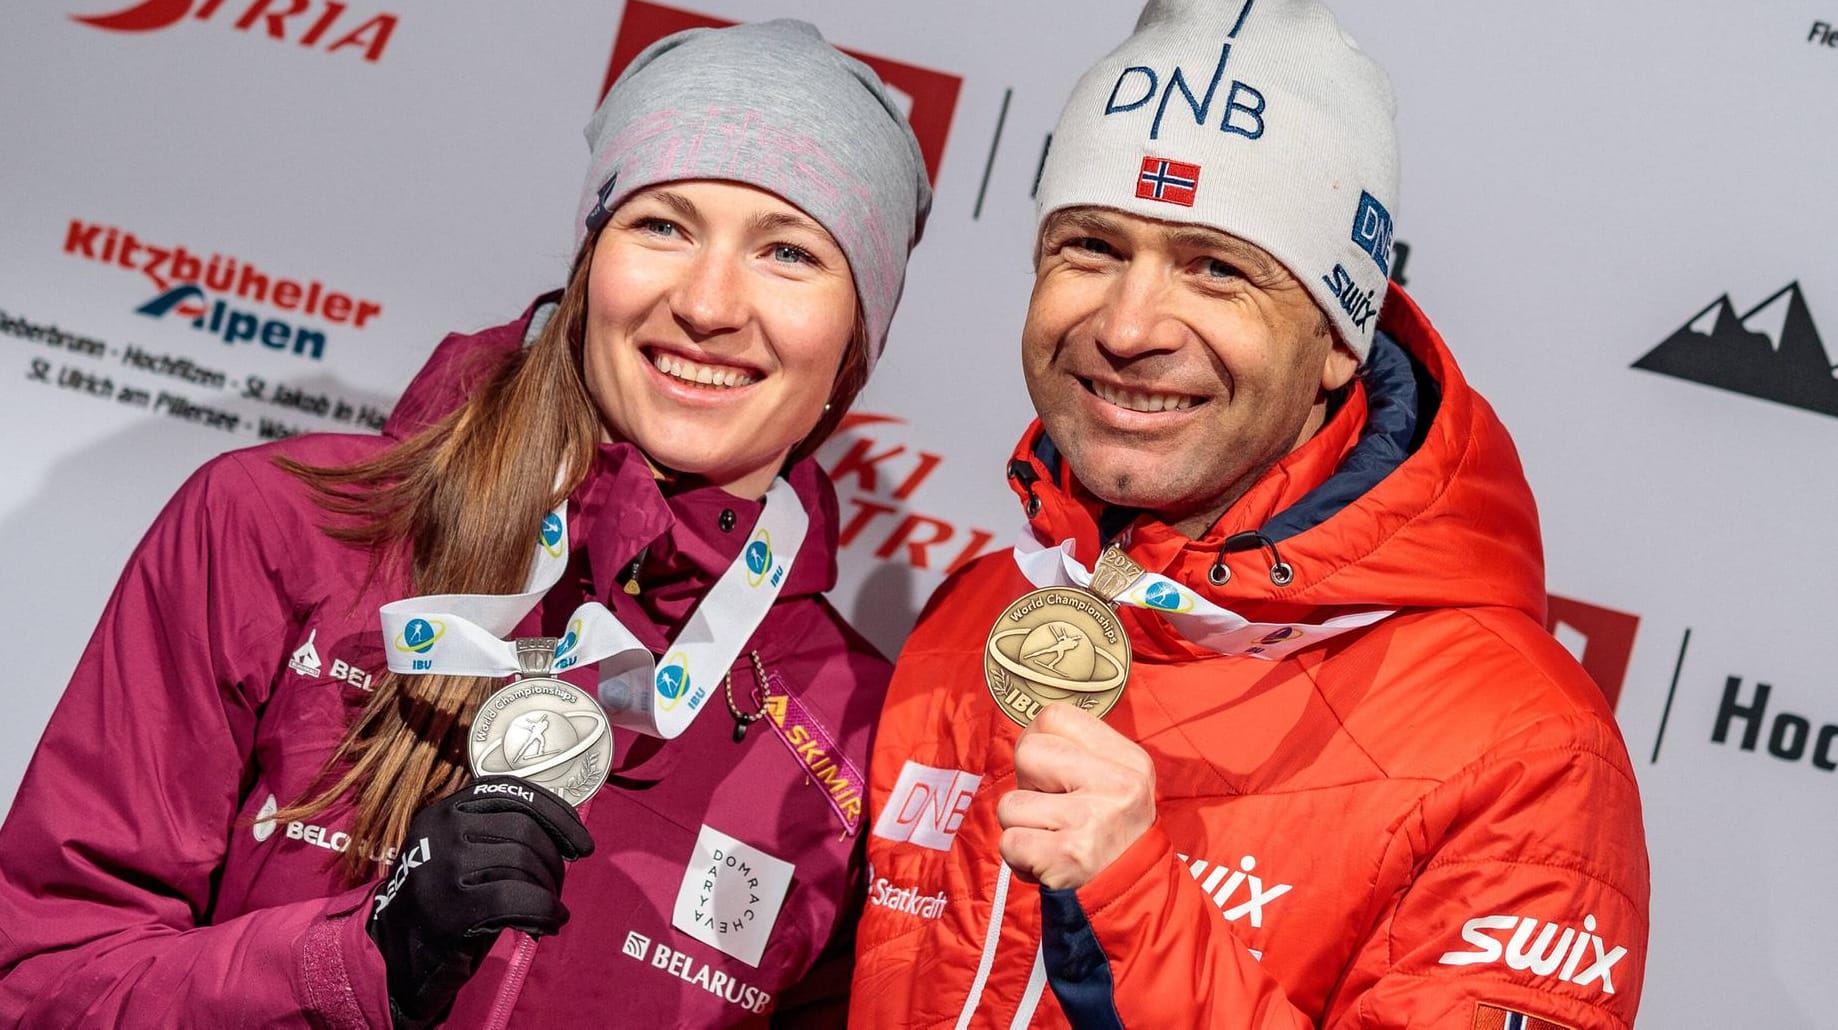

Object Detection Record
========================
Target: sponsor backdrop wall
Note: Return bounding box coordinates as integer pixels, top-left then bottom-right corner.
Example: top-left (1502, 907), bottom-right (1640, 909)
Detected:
top-left (2, 1), bottom-right (1833, 1024)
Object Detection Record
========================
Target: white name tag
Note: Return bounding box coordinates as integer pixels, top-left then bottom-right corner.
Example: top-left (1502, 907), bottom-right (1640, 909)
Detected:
top-left (672, 825), bottom-right (795, 967)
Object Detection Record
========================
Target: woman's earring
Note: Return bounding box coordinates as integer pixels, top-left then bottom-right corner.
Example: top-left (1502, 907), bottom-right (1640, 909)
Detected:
top-left (823, 403), bottom-right (832, 413)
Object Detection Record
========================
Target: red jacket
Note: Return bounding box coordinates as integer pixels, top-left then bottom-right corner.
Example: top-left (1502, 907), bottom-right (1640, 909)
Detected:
top-left (851, 288), bottom-right (1649, 1029)
top-left (0, 303), bottom-right (888, 1027)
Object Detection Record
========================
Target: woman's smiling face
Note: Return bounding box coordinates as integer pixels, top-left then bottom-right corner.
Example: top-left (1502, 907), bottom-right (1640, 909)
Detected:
top-left (583, 180), bottom-right (859, 499)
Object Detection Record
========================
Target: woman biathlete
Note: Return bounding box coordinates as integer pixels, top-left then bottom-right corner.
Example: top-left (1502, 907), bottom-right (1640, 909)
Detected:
top-left (0, 19), bottom-right (928, 1028)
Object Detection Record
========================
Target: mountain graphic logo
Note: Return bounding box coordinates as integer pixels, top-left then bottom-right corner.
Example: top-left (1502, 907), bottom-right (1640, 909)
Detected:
top-left (1633, 282), bottom-right (1837, 417)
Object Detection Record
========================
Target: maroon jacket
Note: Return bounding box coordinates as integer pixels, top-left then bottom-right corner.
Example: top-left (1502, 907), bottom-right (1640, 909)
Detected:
top-left (0, 303), bottom-right (890, 1027)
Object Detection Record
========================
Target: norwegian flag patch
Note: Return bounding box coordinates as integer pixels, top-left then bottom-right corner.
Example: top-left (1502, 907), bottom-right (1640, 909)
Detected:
top-left (1472, 1003), bottom-right (1574, 1030)
top-left (1135, 156), bottom-right (1199, 207)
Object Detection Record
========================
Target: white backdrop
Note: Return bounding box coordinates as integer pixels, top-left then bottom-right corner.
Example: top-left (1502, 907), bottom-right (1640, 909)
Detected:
top-left (3, 2), bottom-right (1835, 1025)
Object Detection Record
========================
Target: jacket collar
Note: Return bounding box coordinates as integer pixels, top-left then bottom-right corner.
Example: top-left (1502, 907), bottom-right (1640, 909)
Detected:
top-left (574, 441), bottom-right (840, 645)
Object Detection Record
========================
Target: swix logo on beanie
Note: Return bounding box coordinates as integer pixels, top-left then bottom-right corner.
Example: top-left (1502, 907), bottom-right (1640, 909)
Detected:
top-left (71, 0), bottom-right (399, 61)
top-left (602, 1), bottom-right (961, 186)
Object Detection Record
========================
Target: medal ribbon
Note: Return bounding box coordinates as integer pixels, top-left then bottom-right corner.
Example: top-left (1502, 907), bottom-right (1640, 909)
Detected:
top-left (1011, 530), bottom-right (1392, 659)
top-left (379, 478), bottom-right (808, 738)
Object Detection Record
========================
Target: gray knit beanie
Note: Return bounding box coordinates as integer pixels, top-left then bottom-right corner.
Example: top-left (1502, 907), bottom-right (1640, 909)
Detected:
top-left (576, 19), bottom-right (932, 370)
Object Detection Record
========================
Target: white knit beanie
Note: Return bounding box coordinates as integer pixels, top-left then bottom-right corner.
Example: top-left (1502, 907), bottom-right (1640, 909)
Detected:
top-left (1035, 0), bottom-right (1399, 360)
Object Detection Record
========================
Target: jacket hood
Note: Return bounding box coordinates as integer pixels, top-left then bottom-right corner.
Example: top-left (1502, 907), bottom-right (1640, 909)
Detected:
top-left (383, 295), bottom-right (842, 604)
top-left (1008, 285), bottom-right (1546, 628)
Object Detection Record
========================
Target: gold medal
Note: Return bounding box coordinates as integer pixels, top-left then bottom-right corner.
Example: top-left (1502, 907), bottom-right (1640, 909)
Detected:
top-left (984, 545), bottom-right (1143, 726)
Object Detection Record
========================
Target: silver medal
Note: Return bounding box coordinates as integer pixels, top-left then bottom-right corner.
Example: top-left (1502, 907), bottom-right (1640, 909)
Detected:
top-left (468, 637), bottom-right (614, 807)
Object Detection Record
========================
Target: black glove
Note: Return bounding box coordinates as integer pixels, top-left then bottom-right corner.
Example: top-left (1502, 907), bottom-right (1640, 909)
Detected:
top-left (368, 776), bottom-right (595, 1029)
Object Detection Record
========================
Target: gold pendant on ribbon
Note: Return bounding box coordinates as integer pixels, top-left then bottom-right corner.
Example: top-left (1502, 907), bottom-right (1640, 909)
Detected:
top-left (983, 545), bottom-right (1142, 726)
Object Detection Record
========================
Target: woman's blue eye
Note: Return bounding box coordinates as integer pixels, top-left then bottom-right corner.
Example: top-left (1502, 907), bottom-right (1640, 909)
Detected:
top-left (772, 243), bottom-right (816, 265)
top-left (637, 218), bottom-right (679, 237)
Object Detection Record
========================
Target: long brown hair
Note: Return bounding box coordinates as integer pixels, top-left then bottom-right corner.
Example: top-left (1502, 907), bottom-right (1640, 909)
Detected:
top-left (277, 231), bottom-right (872, 882)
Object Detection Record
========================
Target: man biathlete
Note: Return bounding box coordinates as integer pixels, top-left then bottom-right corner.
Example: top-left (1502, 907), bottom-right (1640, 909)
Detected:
top-left (851, 1), bottom-right (1649, 1027)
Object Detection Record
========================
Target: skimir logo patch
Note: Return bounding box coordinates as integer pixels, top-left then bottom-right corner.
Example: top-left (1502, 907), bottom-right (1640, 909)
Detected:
top-left (1438, 913), bottom-right (1628, 996)
top-left (744, 529), bottom-right (775, 587)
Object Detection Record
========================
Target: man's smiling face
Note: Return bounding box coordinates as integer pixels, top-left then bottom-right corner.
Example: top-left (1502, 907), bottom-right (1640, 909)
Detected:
top-left (1021, 206), bottom-right (1359, 537)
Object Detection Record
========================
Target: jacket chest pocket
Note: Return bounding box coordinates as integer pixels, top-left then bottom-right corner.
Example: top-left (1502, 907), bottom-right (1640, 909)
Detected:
top-left (531, 791), bottom-right (820, 1023)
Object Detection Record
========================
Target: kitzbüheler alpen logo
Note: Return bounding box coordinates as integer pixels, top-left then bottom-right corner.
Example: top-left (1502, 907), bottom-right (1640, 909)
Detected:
top-left (1633, 282), bottom-right (1837, 417)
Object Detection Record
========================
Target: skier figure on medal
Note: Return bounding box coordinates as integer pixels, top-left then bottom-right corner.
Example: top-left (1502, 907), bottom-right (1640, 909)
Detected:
top-left (0, 19), bottom-right (929, 1028)
top-left (512, 713), bottom-right (551, 765)
top-left (852, 2), bottom-right (1650, 1028)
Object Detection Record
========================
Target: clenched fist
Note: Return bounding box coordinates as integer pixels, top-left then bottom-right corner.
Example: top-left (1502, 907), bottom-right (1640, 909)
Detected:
top-left (996, 703), bottom-right (1156, 890)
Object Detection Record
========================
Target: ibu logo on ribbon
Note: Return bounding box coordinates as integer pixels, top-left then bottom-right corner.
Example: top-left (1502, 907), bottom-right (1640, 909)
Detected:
top-left (392, 617), bottom-right (444, 671)
top-left (656, 652), bottom-right (691, 710)
top-left (379, 478), bottom-right (809, 740)
top-left (394, 618), bottom-right (443, 655)
top-left (744, 529), bottom-right (775, 587)
top-left (539, 512), bottom-right (566, 559)
top-left (553, 618), bottom-right (584, 671)
top-left (1141, 581), bottom-right (1194, 613)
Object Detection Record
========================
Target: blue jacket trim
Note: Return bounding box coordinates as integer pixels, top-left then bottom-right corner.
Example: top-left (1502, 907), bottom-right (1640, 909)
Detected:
top-left (1260, 330), bottom-right (1433, 542)
top-left (1039, 886), bottom-right (1126, 1030)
